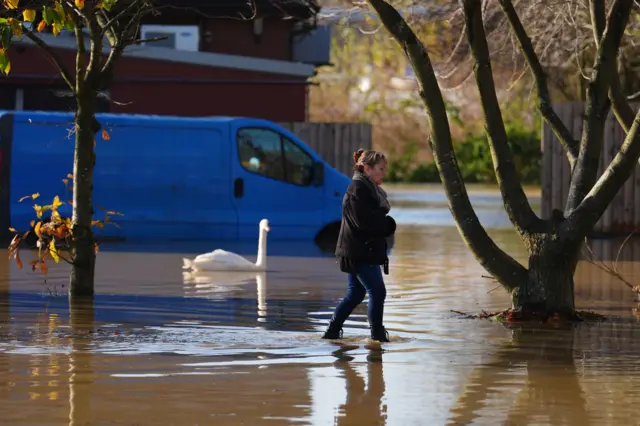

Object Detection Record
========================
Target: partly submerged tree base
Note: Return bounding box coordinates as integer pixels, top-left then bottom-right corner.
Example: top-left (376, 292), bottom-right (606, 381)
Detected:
top-left (451, 308), bottom-right (606, 323)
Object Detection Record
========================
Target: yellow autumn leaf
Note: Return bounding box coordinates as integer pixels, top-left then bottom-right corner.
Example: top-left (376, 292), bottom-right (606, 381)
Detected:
top-left (33, 204), bottom-right (51, 219)
top-left (34, 222), bottom-right (42, 238)
top-left (8, 227), bottom-right (17, 233)
top-left (49, 240), bottom-right (60, 264)
top-left (51, 210), bottom-right (62, 223)
top-left (75, 0), bottom-right (84, 9)
top-left (18, 193), bottom-right (39, 203)
top-left (3, 0), bottom-right (18, 10)
top-left (52, 22), bottom-right (62, 36)
top-left (23, 9), bottom-right (36, 22)
top-left (52, 195), bottom-right (64, 210)
top-left (8, 18), bottom-right (22, 39)
top-left (29, 220), bottom-right (35, 228)
top-left (37, 20), bottom-right (46, 33)
top-left (101, 129), bottom-right (110, 140)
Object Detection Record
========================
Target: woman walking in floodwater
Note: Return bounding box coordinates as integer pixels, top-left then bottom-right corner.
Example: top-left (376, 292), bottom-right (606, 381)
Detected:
top-left (322, 149), bottom-right (397, 343)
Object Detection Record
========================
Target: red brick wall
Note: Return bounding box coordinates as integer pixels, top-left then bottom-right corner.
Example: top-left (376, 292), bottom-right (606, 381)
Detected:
top-left (110, 82), bottom-right (307, 122)
top-left (3, 44), bottom-right (309, 122)
top-left (201, 18), bottom-right (293, 61)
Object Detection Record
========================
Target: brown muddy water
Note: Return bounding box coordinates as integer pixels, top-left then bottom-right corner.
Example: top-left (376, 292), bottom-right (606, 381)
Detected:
top-left (1, 184), bottom-right (640, 425)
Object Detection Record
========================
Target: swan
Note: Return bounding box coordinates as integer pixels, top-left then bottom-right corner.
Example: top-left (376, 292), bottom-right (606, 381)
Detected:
top-left (182, 219), bottom-right (270, 272)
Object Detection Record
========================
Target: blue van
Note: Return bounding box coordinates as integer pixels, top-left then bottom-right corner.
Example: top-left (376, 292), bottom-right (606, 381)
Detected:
top-left (0, 111), bottom-right (351, 245)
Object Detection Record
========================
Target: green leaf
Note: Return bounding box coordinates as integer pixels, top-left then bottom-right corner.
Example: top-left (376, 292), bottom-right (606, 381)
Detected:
top-left (42, 7), bottom-right (54, 25)
top-left (100, 0), bottom-right (117, 12)
top-left (1, 25), bottom-right (12, 50)
top-left (0, 51), bottom-right (10, 75)
top-left (64, 18), bottom-right (75, 32)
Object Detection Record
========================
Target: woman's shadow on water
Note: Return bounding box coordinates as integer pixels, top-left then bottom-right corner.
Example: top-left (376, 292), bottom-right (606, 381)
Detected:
top-left (447, 323), bottom-right (591, 426)
top-left (330, 343), bottom-right (387, 425)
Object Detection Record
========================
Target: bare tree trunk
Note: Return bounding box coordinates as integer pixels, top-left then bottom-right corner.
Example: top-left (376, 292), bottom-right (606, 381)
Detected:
top-left (70, 95), bottom-right (97, 298)
top-left (515, 234), bottom-right (579, 316)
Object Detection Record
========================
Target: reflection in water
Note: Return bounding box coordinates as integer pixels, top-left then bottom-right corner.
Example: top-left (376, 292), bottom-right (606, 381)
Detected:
top-left (68, 300), bottom-right (94, 426)
top-left (1, 186), bottom-right (640, 424)
top-left (448, 325), bottom-right (590, 426)
top-left (333, 345), bottom-right (387, 426)
top-left (182, 271), bottom-right (268, 324)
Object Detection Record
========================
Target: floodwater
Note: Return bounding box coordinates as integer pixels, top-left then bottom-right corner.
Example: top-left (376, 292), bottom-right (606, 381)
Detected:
top-left (1, 184), bottom-right (640, 425)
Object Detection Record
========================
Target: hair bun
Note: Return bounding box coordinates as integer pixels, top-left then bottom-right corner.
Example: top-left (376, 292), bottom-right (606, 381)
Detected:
top-left (353, 148), bottom-right (365, 164)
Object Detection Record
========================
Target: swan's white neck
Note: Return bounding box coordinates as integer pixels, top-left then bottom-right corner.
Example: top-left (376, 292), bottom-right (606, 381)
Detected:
top-left (255, 228), bottom-right (268, 269)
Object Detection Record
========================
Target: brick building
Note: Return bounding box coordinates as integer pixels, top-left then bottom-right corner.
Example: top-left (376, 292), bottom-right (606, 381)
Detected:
top-left (0, 0), bottom-right (330, 122)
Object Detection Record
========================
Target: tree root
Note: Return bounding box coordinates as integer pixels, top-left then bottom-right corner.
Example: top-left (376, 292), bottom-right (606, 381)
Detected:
top-left (450, 308), bottom-right (606, 323)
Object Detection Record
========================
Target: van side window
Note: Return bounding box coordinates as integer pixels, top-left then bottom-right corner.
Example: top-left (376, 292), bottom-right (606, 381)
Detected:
top-left (237, 128), bottom-right (285, 181)
top-left (236, 127), bottom-right (315, 186)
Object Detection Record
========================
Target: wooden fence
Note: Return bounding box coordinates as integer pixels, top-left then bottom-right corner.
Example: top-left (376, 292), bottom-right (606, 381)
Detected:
top-left (279, 122), bottom-right (372, 177)
top-left (541, 102), bottom-right (640, 234)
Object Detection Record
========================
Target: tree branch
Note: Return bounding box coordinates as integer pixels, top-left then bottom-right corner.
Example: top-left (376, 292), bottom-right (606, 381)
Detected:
top-left (366, 0), bottom-right (529, 292)
top-left (590, 0), bottom-right (635, 135)
top-left (74, 18), bottom-right (86, 92)
top-left (99, 1), bottom-right (140, 38)
top-left (99, 2), bottom-right (153, 90)
top-left (84, 5), bottom-right (104, 87)
top-left (97, 9), bottom-right (118, 47)
top-left (566, 108), bottom-right (640, 235)
top-left (499, 0), bottom-right (579, 166)
top-left (22, 26), bottom-right (74, 91)
top-left (461, 0), bottom-right (541, 236)
top-left (564, 0), bottom-right (633, 215)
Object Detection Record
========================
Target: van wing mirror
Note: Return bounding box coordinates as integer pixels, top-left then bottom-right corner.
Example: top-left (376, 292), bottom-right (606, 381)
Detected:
top-left (312, 161), bottom-right (324, 186)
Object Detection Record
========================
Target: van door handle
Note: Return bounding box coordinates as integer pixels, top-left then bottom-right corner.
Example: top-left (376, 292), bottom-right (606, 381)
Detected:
top-left (234, 178), bottom-right (244, 198)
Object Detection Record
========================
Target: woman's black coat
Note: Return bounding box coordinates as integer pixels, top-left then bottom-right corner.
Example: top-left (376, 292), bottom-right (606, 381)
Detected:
top-left (334, 179), bottom-right (396, 273)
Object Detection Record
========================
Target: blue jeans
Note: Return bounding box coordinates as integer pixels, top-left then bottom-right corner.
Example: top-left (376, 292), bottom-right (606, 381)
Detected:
top-left (331, 264), bottom-right (387, 329)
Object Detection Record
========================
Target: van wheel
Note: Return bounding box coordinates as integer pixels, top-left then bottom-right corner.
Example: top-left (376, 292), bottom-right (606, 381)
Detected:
top-left (314, 222), bottom-right (341, 254)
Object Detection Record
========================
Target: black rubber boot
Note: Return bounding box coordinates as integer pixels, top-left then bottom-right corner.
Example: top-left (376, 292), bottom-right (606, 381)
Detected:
top-left (370, 325), bottom-right (390, 342)
top-left (321, 318), bottom-right (343, 340)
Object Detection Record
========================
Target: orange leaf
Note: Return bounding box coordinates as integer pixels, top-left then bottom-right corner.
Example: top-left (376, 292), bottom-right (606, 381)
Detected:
top-left (75, 0), bottom-right (84, 9)
top-left (94, 243), bottom-right (100, 254)
top-left (62, 179), bottom-right (68, 186)
top-left (30, 220), bottom-right (35, 228)
top-left (15, 253), bottom-right (23, 270)
top-left (8, 227), bottom-right (17, 233)
top-left (67, 174), bottom-right (74, 180)
top-left (40, 261), bottom-right (48, 275)
top-left (101, 129), bottom-right (110, 141)
top-left (37, 20), bottom-right (47, 33)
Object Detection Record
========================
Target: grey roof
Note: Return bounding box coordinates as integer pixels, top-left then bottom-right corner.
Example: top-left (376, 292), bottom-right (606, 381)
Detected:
top-left (14, 32), bottom-right (316, 78)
